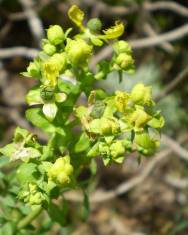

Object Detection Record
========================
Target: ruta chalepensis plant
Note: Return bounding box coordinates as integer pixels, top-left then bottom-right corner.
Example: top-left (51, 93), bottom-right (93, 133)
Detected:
top-left (0, 5), bottom-right (164, 234)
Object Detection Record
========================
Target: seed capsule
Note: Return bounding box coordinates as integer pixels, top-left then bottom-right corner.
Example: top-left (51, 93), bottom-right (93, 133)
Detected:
top-left (87, 18), bottom-right (102, 33)
top-left (40, 86), bottom-right (54, 101)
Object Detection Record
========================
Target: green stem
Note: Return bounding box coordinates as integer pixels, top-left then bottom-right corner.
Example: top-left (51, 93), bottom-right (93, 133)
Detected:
top-left (17, 206), bottom-right (43, 229)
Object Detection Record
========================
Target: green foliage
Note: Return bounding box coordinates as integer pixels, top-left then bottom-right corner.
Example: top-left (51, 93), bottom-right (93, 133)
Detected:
top-left (0, 5), bottom-right (165, 234)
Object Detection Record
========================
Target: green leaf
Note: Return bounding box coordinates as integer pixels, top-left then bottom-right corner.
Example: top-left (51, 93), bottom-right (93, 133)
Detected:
top-left (89, 119), bottom-right (101, 134)
top-left (74, 132), bottom-right (90, 153)
top-left (0, 156), bottom-right (9, 168)
top-left (48, 201), bottom-right (68, 226)
top-left (14, 127), bottom-right (31, 143)
top-left (42, 103), bottom-right (57, 122)
top-left (26, 87), bottom-right (43, 105)
top-left (17, 163), bottom-right (38, 184)
top-left (12, 147), bottom-right (41, 161)
top-left (3, 195), bottom-right (15, 207)
top-left (26, 108), bottom-right (56, 133)
top-left (0, 143), bottom-right (18, 158)
top-left (0, 222), bottom-right (16, 235)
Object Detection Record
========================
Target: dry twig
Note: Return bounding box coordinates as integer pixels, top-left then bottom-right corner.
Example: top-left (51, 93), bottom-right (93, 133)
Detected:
top-left (155, 67), bottom-right (188, 101)
top-left (68, 0), bottom-right (188, 18)
top-left (144, 1), bottom-right (188, 17)
top-left (19, 0), bottom-right (44, 45)
top-left (143, 23), bottom-right (174, 53)
top-left (0, 47), bottom-right (39, 59)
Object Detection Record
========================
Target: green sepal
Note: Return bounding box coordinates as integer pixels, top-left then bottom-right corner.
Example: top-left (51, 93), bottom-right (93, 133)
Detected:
top-left (74, 132), bottom-right (90, 153)
top-left (26, 108), bottom-right (56, 133)
top-left (87, 142), bottom-right (100, 158)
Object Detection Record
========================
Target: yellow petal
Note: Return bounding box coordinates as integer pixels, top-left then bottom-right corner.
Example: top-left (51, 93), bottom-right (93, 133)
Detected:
top-left (101, 21), bottom-right (124, 40)
top-left (68, 5), bottom-right (85, 31)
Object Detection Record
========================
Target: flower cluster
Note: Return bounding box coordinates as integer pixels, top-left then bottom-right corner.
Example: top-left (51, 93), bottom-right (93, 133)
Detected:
top-left (0, 4), bottom-right (164, 217)
top-left (76, 83), bottom-right (164, 165)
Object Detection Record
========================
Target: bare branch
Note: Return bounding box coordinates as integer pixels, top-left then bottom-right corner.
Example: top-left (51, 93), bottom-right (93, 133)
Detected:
top-left (144, 1), bottom-right (188, 17)
top-left (143, 23), bottom-right (174, 53)
top-left (73, 0), bottom-right (188, 18)
top-left (130, 23), bottom-right (188, 49)
top-left (161, 134), bottom-right (188, 161)
top-left (155, 67), bottom-right (188, 101)
top-left (19, 0), bottom-right (44, 45)
top-left (0, 47), bottom-right (39, 59)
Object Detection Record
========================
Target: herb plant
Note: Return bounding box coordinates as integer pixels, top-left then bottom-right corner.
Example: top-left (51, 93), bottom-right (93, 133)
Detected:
top-left (0, 5), bottom-right (164, 234)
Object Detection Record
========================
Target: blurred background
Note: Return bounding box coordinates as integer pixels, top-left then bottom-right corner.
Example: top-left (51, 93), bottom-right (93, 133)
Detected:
top-left (0, 0), bottom-right (188, 234)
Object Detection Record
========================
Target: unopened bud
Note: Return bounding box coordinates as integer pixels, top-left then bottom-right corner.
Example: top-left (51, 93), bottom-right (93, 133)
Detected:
top-left (131, 83), bottom-right (152, 106)
top-left (113, 40), bottom-right (132, 54)
top-left (47, 25), bottom-right (64, 45)
top-left (65, 39), bottom-right (92, 66)
top-left (43, 43), bottom-right (56, 56)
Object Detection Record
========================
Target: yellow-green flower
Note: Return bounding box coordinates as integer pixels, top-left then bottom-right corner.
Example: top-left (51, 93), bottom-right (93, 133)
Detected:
top-left (135, 132), bottom-right (160, 156)
top-left (113, 40), bottom-right (132, 54)
top-left (130, 83), bottom-right (153, 106)
top-left (48, 156), bottom-right (73, 185)
top-left (42, 53), bottom-right (67, 87)
top-left (100, 117), bottom-right (120, 135)
top-left (68, 5), bottom-right (85, 31)
top-left (110, 140), bottom-right (125, 159)
top-left (115, 91), bottom-right (129, 112)
top-left (65, 39), bottom-right (92, 66)
top-left (115, 53), bottom-right (134, 71)
top-left (129, 106), bottom-right (151, 129)
top-left (99, 21), bottom-right (124, 40)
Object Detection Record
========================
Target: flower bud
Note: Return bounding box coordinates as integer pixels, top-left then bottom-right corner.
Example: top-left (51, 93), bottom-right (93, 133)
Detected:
top-left (48, 156), bottom-right (73, 186)
top-left (130, 83), bottom-right (153, 106)
top-left (43, 43), bottom-right (56, 56)
top-left (129, 107), bottom-right (151, 129)
top-left (29, 192), bottom-right (44, 205)
top-left (113, 40), bottom-right (132, 54)
top-left (115, 53), bottom-right (134, 71)
top-left (40, 85), bottom-right (54, 101)
top-left (65, 39), bottom-right (92, 66)
top-left (57, 172), bottom-right (71, 185)
top-left (135, 132), bottom-right (159, 156)
top-left (98, 142), bottom-right (110, 156)
top-left (100, 117), bottom-right (120, 135)
top-left (110, 140), bottom-right (125, 159)
top-left (87, 18), bottom-right (102, 33)
top-left (47, 25), bottom-right (64, 45)
top-left (115, 91), bottom-right (129, 112)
